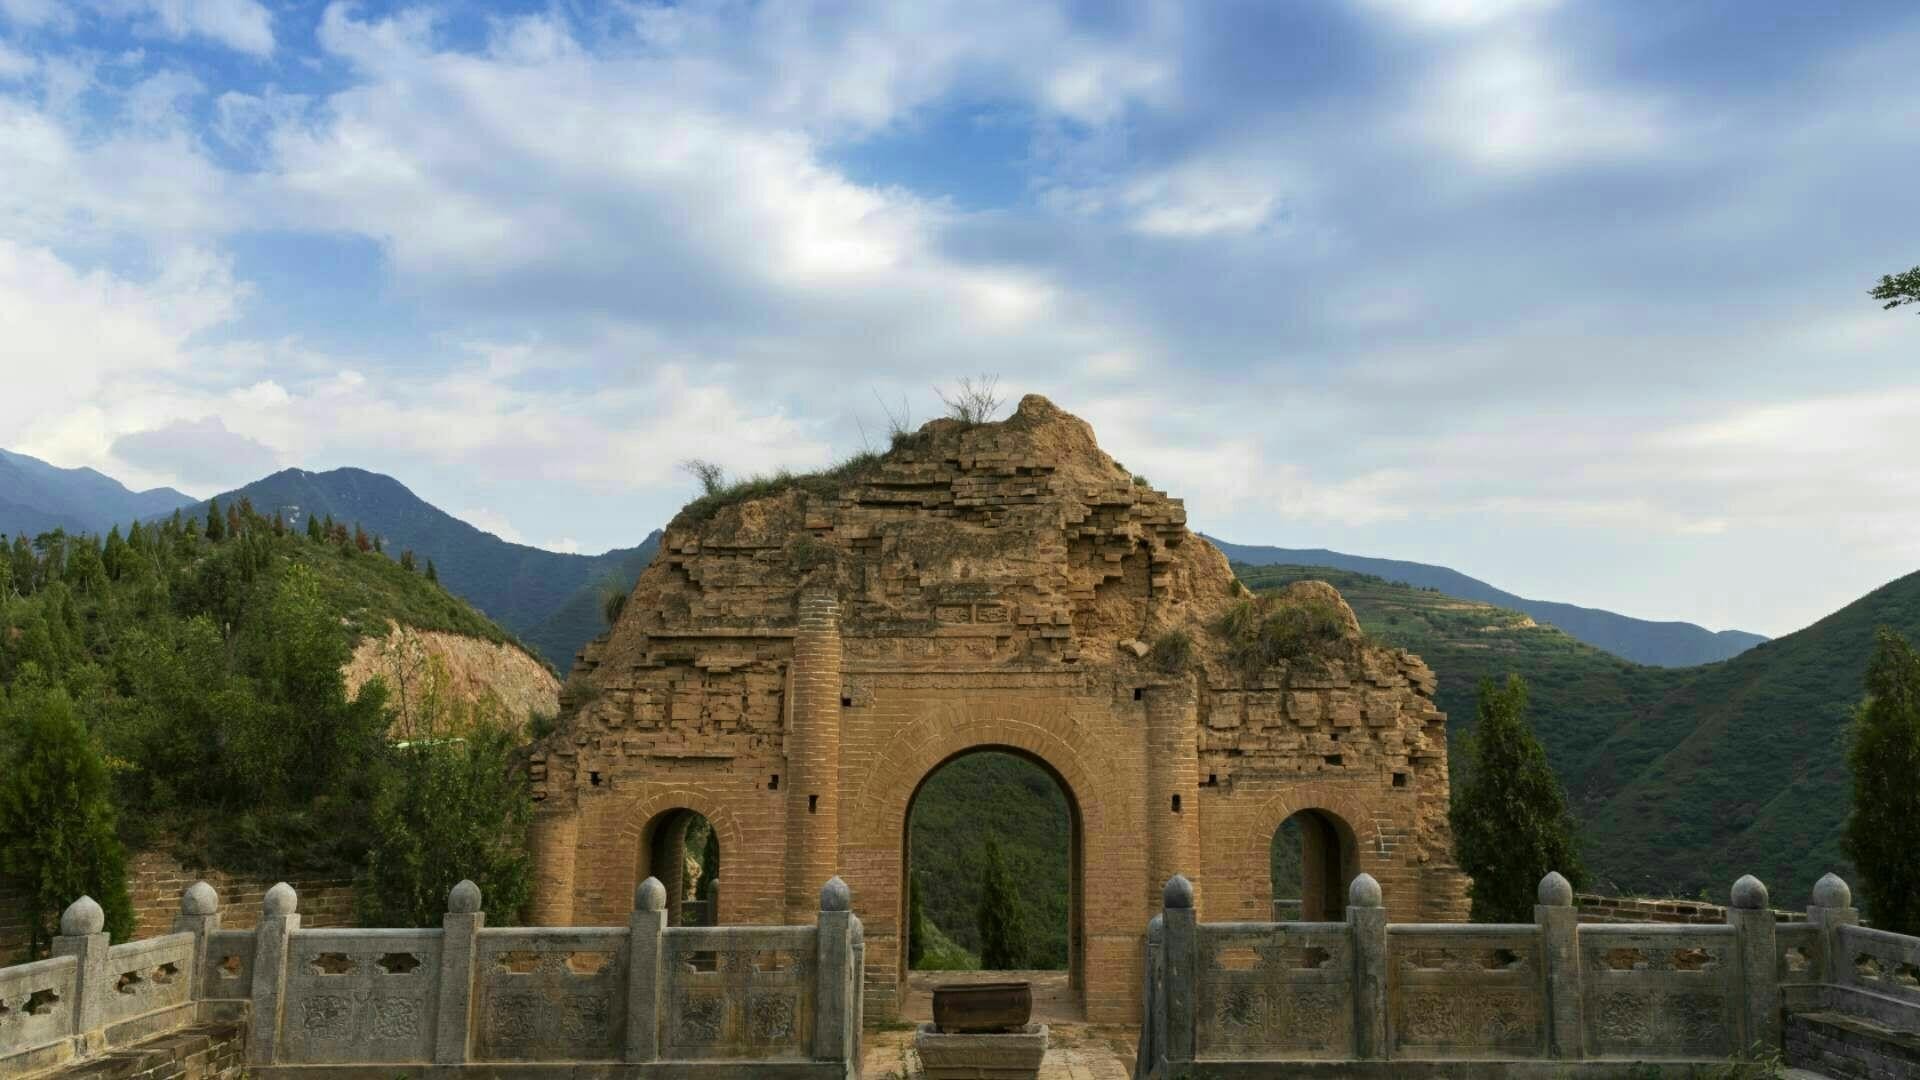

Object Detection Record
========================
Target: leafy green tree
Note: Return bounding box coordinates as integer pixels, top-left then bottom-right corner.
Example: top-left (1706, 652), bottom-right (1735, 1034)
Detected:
top-left (1450, 674), bottom-right (1586, 922)
top-left (975, 835), bottom-right (1029, 969)
top-left (1843, 628), bottom-right (1920, 934)
top-left (204, 497), bottom-right (224, 542)
top-left (1872, 266), bottom-right (1920, 312)
top-left (359, 652), bottom-right (532, 926)
top-left (0, 675), bottom-right (135, 956)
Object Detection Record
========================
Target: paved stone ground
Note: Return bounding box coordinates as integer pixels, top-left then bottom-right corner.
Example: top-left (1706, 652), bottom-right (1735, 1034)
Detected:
top-left (864, 971), bottom-right (1135, 1078)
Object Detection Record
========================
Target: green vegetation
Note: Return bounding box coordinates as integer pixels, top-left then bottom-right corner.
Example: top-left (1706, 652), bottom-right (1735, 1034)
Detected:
top-left (0, 679), bottom-right (135, 952)
top-left (1843, 629), bottom-right (1920, 934)
top-left (358, 648), bottom-right (533, 928)
top-left (1214, 593), bottom-right (1351, 676)
top-left (0, 502), bottom-right (540, 945)
top-left (673, 455), bottom-right (883, 525)
top-left (1450, 675), bottom-right (1586, 921)
top-left (1872, 265), bottom-right (1920, 312)
top-left (1148, 630), bottom-right (1194, 674)
top-left (975, 836), bottom-right (1030, 970)
top-left (908, 752), bottom-right (1068, 970)
top-left (1238, 562), bottom-right (1920, 901)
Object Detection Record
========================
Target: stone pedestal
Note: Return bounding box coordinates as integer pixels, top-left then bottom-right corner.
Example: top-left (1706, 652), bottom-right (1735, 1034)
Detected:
top-left (915, 1022), bottom-right (1048, 1079)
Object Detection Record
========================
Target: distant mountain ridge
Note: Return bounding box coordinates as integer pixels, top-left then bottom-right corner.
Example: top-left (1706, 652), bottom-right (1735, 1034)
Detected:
top-left (1204, 535), bottom-right (1767, 667)
top-left (0, 448), bottom-right (197, 538)
top-left (191, 468), bottom-right (660, 667)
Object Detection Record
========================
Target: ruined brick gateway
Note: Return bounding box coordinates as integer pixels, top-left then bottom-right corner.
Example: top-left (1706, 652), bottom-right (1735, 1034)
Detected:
top-left (525, 395), bottom-right (1468, 1024)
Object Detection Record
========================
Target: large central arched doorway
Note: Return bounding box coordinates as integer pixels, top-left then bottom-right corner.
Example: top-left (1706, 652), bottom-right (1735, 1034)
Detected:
top-left (1270, 808), bottom-right (1359, 921)
top-left (899, 747), bottom-right (1084, 1019)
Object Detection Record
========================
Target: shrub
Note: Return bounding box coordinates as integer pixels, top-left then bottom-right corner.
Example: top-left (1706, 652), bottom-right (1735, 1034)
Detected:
top-left (937, 374), bottom-right (1005, 425)
top-left (1148, 630), bottom-right (1194, 674)
top-left (1213, 596), bottom-right (1349, 675)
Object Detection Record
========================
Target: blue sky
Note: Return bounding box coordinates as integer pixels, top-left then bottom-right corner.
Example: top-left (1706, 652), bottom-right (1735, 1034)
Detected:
top-left (2, 0), bottom-right (1918, 637)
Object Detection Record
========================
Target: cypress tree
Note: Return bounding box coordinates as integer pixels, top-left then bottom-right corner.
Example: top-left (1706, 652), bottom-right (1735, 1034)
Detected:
top-left (307, 514), bottom-right (323, 542)
top-left (1450, 674), bottom-right (1586, 922)
top-left (1843, 628), bottom-right (1920, 934)
top-left (908, 871), bottom-right (929, 968)
top-left (425, 559), bottom-right (438, 583)
top-left (102, 526), bottom-right (127, 580)
top-left (975, 835), bottom-right (1029, 970)
top-left (0, 679), bottom-right (136, 954)
top-left (204, 497), bottom-right (224, 541)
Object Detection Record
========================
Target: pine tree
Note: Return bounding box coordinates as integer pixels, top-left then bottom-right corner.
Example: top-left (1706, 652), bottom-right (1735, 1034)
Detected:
top-left (975, 835), bottom-right (1029, 970)
top-left (226, 503), bottom-right (241, 538)
top-left (1843, 628), bottom-right (1920, 934)
top-left (307, 514), bottom-right (323, 542)
top-left (1450, 675), bottom-right (1586, 922)
top-left (102, 526), bottom-right (127, 580)
top-left (0, 678), bottom-right (136, 954)
top-left (272, 511), bottom-right (286, 536)
top-left (400, 549), bottom-right (416, 572)
top-left (425, 559), bottom-right (438, 583)
top-left (698, 828), bottom-right (720, 915)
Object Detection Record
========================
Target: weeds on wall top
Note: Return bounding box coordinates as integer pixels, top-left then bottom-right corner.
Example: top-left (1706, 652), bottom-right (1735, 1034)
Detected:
top-left (1213, 594), bottom-right (1352, 676)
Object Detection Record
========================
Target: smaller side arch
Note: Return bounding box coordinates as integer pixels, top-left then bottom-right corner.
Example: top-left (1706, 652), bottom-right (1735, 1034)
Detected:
top-left (614, 789), bottom-right (750, 923)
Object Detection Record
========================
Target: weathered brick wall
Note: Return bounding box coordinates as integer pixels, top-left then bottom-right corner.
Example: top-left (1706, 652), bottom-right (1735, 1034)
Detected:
top-left (1784, 1010), bottom-right (1920, 1079)
top-left (1576, 892), bottom-right (1804, 925)
top-left (126, 850), bottom-right (357, 939)
top-left (59, 1021), bottom-right (246, 1080)
top-left (528, 396), bottom-right (1472, 1025)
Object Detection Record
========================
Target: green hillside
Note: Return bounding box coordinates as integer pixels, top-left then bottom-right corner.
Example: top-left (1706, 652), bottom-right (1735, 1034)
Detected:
top-left (1, 506), bottom-right (532, 878)
top-left (1238, 563), bottom-right (1920, 903)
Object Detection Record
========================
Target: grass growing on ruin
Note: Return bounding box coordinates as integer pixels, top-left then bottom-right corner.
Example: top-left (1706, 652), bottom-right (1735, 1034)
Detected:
top-left (1213, 594), bottom-right (1352, 675)
top-left (1149, 630), bottom-right (1194, 673)
top-left (674, 452), bottom-right (885, 525)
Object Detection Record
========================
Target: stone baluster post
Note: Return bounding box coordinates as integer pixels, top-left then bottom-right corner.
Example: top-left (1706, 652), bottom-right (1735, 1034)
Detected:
top-left (435, 880), bottom-right (484, 1064)
top-left (51, 897), bottom-right (110, 1049)
top-left (787, 589), bottom-right (844, 924)
top-left (627, 877), bottom-right (668, 1063)
top-left (1805, 873), bottom-right (1858, 987)
top-left (171, 882), bottom-right (221, 1002)
top-left (814, 877), bottom-right (857, 1063)
top-left (1727, 874), bottom-right (1778, 1057)
top-left (1536, 871), bottom-right (1583, 1059)
top-left (1162, 875), bottom-right (1198, 1069)
top-left (246, 883), bottom-right (299, 1065)
top-left (1347, 874), bottom-right (1388, 1060)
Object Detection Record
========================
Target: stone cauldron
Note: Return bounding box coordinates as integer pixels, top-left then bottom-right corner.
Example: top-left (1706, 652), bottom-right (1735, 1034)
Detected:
top-left (931, 981), bottom-right (1033, 1033)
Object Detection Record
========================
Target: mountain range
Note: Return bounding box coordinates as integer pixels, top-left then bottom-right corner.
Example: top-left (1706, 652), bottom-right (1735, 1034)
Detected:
top-left (0, 448), bottom-right (197, 539)
top-left (1205, 536), bottom-right (1768, 667)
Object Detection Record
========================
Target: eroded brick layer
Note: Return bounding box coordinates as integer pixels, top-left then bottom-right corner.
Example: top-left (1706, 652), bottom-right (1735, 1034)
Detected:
top-left (526, 395), bottom-right (1470, 1023)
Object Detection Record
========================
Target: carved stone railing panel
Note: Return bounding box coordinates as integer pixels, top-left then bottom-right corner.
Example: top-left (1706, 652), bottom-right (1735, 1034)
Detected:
top-left (473, 927), bottom-right (627, 1062)
top-left (280, 929), bottom-right (443, 1065)
top-left (0, 955), bottom-right (79, 1060)
top-left (202, 929), bottom-right (255, 999)
top-left (1387, 925), bottom-right (1545, 1059)
top-left (661, 926), bottom-right (816, 1061)
top-left (1194, 922), bottom-right (1353, 1059)
top-left (102, 932), bottom-right (195, 1025)
top-left (1579, 925), bottom-right (1736, 1059)
top-left (1775, 923), bottom-right (1823, 984)
top-left (1838, 925), bottom-right (1920, 1007)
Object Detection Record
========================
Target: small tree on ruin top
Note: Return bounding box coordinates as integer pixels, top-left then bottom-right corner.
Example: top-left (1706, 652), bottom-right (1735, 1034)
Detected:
top-left (1450, 674), bottom-right (1586, 922)
top-left (1843, 627), bottom-right (1920, 935)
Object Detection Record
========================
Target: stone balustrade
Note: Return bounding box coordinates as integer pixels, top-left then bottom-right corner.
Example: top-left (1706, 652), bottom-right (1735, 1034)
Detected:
top-left (1, 876), bottom-right (863, 1079)
top-left (1139, 870), bottom-right (1920, 1078)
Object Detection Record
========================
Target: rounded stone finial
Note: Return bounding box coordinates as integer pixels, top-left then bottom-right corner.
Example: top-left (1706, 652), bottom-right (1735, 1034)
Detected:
top-left (1163, 874), bottom-right (1194, 910)
top-left (1730, 874), bottom-right (1768, 911)
top-left (263, 882), bottom-right (298, 917)
top-left (820, 876), bottom-right (851, 912)
top-left (1812, 872), bottom-right (1852, 910)
top-left (181, 881), bottom-right (219, 916)
top-left (636, 877), bottom-right (667, 912)
top-left (1348, 873), bottom-right (1383, 910)
top-left (1537, 871), bottom-right (1574, 908)
top-left (448, 879), bottom-right (482, 914)
top-left (60, 896), bottom-right (105, 936)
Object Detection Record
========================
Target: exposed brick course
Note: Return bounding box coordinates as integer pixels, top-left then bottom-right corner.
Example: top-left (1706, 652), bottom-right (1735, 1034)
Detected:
top-left (526, 396), bottom-right (1471, 1023)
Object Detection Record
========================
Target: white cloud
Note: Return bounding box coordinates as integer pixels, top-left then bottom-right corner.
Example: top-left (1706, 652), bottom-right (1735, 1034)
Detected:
top-left (0, 39), bottom-right (35, 78)
top-left (1357, 0), bottom-right (1559, 30)
top-left (112, 0), bottom-right (274, 56)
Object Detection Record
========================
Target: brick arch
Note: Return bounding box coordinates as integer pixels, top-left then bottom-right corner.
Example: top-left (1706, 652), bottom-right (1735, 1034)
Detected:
top-left (1248, 786), bottom-right (1378, 920)
top-left (613, 789), bottom-right (750, 922)
top-left (844, 701), bottom-right (1121, 1012)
